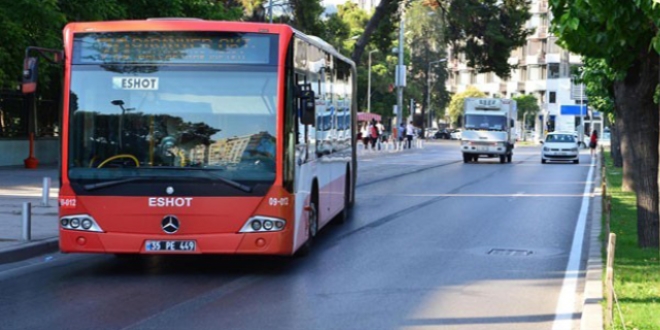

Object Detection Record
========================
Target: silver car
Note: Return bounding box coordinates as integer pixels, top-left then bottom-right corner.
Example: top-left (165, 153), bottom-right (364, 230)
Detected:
top-left (541, 132), bottom-right (580, 164)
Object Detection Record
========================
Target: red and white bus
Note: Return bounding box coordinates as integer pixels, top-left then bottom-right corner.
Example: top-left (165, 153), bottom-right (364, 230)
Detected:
top-left (22, 20), bottom-right (357, 256)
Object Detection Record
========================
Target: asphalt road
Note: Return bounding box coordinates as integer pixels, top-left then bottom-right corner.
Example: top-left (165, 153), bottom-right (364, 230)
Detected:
top-left (0, 141), bottom-right (595, 330)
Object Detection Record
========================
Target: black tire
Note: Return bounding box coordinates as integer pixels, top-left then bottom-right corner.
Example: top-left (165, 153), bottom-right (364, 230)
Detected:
top-left (507, 154), bottom-right (512, 163)
top-left (463, 153), bottom-right (470, 163)
top-left (574, 159), bottom-right (579, 164)
top-left (499, 155), bottom-right (506, 163)
top-left (472, 155), bottom-right (479, 162)
top-left (542, 159), bottom-right (547, 164)
top-left (297, 196), bottom-right (318, 257)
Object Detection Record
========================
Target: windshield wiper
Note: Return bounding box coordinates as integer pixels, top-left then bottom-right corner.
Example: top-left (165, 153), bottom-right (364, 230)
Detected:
top-left (143, 167), bottom-right (253, 193)
top-left (83, 177), bottom-right (151, 191)
top-left (198, 171), bottom-right (253, 193)
top-left (83, 169), bottom-right (253, 193)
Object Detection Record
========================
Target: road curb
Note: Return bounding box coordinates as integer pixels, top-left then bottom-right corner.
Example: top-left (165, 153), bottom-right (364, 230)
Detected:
top-left (581, 156), bottom-right (604, 330)
top-left (0, 238), bottom-right (59, 265)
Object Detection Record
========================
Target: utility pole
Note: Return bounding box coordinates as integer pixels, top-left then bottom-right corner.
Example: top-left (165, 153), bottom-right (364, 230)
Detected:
top-left (367, 50), bottom-right (378, 113)
top-left (426, 59), bottom-right (446, 135)
top-left (395, 2), bottom-right (406, 126)
top-left (579, 69), bottom-right (586, 147)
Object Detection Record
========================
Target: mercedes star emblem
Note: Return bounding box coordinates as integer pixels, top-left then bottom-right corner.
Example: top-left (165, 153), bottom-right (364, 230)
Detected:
top-left (166, 186), bottom-right (174, 195)
top-left (161, 215), bottom-right (180, 234)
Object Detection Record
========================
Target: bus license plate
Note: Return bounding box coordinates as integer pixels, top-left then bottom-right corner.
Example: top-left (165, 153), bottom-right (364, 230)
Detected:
top-left (145, 240), bottom-right (196, 252)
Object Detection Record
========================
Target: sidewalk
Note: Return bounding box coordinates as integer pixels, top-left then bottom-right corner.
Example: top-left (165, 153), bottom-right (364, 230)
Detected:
top-left (0, 165), bottom-right (59, 264)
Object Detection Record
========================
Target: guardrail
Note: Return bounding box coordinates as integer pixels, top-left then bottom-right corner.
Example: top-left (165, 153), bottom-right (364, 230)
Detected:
top-left (357, 137), bottom-right (425, 156)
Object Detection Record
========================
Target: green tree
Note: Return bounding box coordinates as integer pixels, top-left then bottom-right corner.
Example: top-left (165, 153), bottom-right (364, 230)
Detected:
top-left (406, 2), bottom-right (447, 135)
top-left (512, 94), bottom-right (539, 130)
top-left (550, 0), bottom-right (660, 248)
top-left (288, 0), bottom-right (324, 36)
top-left (351, 0), bottom-right (531, 74)
top-left (0, 0), bottom-right (65, 89)
top-left (447, 86), bottom-right (486, 126)
top-left (442, 0), bottom-right (532, 79)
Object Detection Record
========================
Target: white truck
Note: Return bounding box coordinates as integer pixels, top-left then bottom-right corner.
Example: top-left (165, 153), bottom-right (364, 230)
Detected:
top-left (460, 98), bottom-right (517, 163)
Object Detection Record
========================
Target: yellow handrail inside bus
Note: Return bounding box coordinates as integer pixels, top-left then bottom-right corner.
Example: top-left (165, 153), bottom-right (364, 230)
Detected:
top-left (97, 154), bottom-right (140, 168)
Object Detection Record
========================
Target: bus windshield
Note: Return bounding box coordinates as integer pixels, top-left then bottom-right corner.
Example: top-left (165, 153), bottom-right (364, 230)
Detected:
top-left (67, 33), bottom-right (279, 187)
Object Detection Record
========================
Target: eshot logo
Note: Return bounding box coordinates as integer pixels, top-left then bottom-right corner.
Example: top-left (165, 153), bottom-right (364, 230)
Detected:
top-left (148, 197), bottom-right (193, 207)
top-left (113, 77), bottom-right (159, 90)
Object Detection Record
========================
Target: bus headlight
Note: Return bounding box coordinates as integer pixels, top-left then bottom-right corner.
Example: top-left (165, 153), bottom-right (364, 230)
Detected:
top-left (60, 214), bottom-right (103, 232)
top-left (251, 220), bottom-right (262, 231)
top-left (263, 220), bottom-right (274, 230)
top-left (240, 216), bottom-right (286, 233)
top-left (81, 219), bottom-right (93, 230)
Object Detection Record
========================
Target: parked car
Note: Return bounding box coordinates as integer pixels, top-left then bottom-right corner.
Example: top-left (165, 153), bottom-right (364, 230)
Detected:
top-left (425, 128), bottom-right (439, 138)
top-left (434, 129), bottom-right (452, 139)
top-left (541, 132), bottom-right (580, 164)
top-left (450, 129), bottom-right (462, 140)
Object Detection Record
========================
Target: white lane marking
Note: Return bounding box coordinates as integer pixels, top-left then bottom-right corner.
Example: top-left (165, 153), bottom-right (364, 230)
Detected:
top-left (360, 193), bottom-right (592, 198)
top-left (552, 156), bottom-right (595, 329)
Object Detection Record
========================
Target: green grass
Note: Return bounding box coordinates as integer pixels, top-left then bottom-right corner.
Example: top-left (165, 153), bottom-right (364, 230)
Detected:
top-left (603, 152), bottom-right (660, 330)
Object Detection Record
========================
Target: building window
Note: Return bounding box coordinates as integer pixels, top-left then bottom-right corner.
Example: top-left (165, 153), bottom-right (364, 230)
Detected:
top-left (527, 65), bottom-right (544, 81)
top-left (548, 63), bottom-right (560, 79)
top-left (549, 91), bottom-right (556, 104)
top-left (460, 71), bottom-right (471, 85)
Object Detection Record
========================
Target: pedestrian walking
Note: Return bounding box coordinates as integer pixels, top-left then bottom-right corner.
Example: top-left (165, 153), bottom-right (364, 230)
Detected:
top-left (398, 122), bottom-right (406, 149)
top-left (369, 119), bottom-right (379, 150)
top-left (376, 120), bottom-right (385, 150)
top-left (406, 121), bottom-right (415, 149)
top-left (360, 123), bottom-right (369, 149)
top-left (589, 129), bottom-right (598, 157)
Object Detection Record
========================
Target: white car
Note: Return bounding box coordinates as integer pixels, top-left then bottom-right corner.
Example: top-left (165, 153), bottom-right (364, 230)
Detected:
top-left (450, 129), bottom-right (462, 140)
top-left (541, 132), bottom-right (580, 164)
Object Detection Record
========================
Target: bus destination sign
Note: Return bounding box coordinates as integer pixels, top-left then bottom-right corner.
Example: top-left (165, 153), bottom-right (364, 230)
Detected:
top-left (73, 32), bottom-right (275, 65)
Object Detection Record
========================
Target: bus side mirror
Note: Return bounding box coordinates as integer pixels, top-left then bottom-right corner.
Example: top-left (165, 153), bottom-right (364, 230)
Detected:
top-left (22, 57), bottom-right (39, 94)
top-left (297, 85), bottom-right (316, 126)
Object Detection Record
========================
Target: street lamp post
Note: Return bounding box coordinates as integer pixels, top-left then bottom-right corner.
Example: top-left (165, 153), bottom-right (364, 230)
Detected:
top-left (367, 50), bottom-right (379, 113)
top-left (395, 2), bottom-right (406, 126)
top-left (426, 58), bottom-right (447, 133)
top-left (579, 69), bottom-right (586, 148)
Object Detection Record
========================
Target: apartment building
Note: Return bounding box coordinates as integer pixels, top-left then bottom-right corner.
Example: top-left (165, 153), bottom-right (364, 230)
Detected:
top-left (444, 0), bottom-right (601, 138)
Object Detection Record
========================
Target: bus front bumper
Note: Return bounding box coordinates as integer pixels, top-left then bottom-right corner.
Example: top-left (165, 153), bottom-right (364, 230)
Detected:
top-left (59, 230), bottom-right (292, 255)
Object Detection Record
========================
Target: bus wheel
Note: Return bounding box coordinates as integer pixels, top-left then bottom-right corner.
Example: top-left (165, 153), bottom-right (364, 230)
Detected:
top-left (297, 199), bottom-right (318, 257)
top-left (463, 153), bottom-right (470, 163)
top-left (499, 155), bottom-right (506, 163)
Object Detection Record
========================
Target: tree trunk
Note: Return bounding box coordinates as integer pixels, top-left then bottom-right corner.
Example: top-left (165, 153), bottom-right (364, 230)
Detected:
top-left (614, 107), bottom-right (636, 192)
top-left (613, 52), bottom-right (659, 248)
top-left (350, 0), bottom-right (394, 65)
top-left (611, 118), bottom-right (622, 166)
